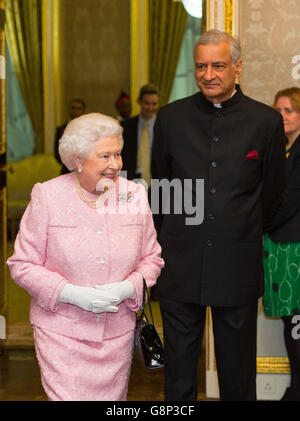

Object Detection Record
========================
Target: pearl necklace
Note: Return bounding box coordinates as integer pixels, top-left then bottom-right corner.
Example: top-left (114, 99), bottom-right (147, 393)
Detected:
top-left (75, 174), bottom-right (102, 208)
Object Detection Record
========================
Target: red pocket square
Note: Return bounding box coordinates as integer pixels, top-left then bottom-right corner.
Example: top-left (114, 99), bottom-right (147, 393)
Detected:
top-left (245, 150), bottom-right (258, 160)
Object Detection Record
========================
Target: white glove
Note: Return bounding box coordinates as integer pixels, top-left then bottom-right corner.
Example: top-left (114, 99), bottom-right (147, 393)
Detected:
top-left (94, 280), bottom-right (135, 305)
top-left (58, 283), bottom-right (119, 313)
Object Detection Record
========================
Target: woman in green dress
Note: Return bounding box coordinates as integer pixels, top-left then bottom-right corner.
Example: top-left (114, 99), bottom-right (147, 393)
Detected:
top-left (263, 87), bottom-right (300, 401)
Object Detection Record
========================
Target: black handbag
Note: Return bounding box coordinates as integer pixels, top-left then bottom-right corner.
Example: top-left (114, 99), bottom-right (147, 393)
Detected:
top-left (134, 279), bottom-right (164, 369)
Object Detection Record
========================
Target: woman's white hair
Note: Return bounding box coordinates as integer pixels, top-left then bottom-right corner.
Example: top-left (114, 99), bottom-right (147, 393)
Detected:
top-left (59, 113), bottom-right (123, 171)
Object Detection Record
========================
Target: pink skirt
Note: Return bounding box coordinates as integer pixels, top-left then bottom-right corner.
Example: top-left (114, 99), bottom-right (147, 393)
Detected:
top-left (33, 326), bottom-right (134, 401)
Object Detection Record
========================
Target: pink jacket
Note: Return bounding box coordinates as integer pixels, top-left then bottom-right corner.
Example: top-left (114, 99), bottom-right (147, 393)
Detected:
top-left (7, 173), bottom-right (164, 341)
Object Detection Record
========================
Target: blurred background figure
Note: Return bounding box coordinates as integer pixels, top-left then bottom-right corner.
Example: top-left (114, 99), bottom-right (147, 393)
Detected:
top-left (263, 86), bottom-right (300, 401)
top-left (121, 83), bottom-right (160, 184)
top-left (54, 98), bottom-right (86, 174)
top-left (121, 84), bottom-right (160, 300)
top-left (115, 90), bottom-right (132, 121)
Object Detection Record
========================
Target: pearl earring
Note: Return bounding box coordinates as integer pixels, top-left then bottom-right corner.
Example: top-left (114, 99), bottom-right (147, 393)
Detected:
top-left (78, 168), bottom-right (82, 173)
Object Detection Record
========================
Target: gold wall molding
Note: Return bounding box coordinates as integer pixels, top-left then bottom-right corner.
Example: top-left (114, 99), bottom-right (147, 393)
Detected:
top-left (257, 357), bottom-right (290, 374)
top-left (205, 307), bottom-right (211, 371)
top-left (42, 0), bottom-right (49, 154)
top-left (0, 1), bottom-right (5, 153)
top-left (130, 0), bottom-right (149, 115)
top-left (224, 0), bottom-right (233, 34)
top-left (205, 0), bottom-right (238, 36)
top-left (212, 355), bottom-right (290, 375)
top-left (42, 0), bottom-right (61, 154)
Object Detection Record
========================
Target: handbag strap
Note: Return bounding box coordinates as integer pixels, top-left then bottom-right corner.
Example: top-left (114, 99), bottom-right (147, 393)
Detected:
top-left (140, 279), bottom-right (156, 328)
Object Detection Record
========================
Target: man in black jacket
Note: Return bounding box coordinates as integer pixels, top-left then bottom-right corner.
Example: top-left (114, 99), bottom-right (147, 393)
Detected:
top-left (121, 84), bottom-right (160, 183)
top-left (121, 84), bottom-right (160, 299)
top-left (151, 29), bottom-right (286, 401)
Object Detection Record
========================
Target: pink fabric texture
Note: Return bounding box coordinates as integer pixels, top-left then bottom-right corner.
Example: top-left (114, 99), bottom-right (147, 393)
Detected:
top-left (7, 173), bottom-right (164, 341)
top-left (7, 173), bottom-right (164, 400)
top-left (33, 326), bottom-right (134, 401)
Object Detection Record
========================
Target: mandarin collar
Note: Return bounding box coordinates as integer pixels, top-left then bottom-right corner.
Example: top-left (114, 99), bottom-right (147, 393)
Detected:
top-left (195, 84), bottom-right (243, 110)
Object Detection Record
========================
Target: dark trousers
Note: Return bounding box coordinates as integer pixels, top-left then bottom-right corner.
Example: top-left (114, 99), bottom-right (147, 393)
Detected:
top-left (159, 298), bottom-right (258, 401)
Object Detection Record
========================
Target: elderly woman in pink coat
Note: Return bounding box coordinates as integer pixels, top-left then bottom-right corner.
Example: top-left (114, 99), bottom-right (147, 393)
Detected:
top-left (7, 113), bottom-right (164, 401)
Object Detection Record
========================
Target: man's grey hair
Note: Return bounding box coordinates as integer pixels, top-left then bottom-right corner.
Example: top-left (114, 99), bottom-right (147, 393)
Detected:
top-left (194, 29), bottom-right (241, 64)
top-left (59, 113), bottom-right (123, 171)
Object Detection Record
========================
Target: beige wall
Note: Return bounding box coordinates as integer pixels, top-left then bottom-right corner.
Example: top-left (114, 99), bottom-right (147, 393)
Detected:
top-left (239, 0), bottom-right (300, 106)
top-left (59, 0), bottom-right (130, 124)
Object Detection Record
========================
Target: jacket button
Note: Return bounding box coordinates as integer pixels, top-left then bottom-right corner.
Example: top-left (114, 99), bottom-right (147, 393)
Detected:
top-left (207, 240), bottom-right (212, 246)
top-left (212, 136), bottom-right (219, 142)
top-left (210, 187), bottom-right (216, 194)
top-left (211, 161), bottom-right (217, 167)
top-left (209, 213), bottom-right (214, 220)
top-left (100, 257), bottom-right (106, 264)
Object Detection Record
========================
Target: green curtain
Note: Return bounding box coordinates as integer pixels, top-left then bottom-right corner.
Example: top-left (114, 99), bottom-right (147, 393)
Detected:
top-left (149, 0), bottom-right (188, 107)
top-left (5, 0), bottom-right (44, 153)
top-left (6, 41), bottom-right (35, 162)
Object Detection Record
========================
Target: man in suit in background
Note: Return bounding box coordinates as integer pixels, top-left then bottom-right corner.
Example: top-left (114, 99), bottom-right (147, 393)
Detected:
top-left (121, 84), bottom-right (160, 184)
top-left (121, 84), bottom-right (160, 300)
top-left (151, 29), bottom-right (286, 400)
top-left (54, 98), bottom-right (86, 174)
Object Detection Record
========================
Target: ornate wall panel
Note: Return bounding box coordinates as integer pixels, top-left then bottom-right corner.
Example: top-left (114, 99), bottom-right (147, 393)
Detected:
top-left (240, 2), bottom-right (300, 390)
top-left (59, 0), bottom-right (130, 123)
top-left (240, 0), bottom-right (300, 106)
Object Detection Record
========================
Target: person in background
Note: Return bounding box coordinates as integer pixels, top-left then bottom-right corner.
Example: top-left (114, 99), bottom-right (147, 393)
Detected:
top-left (151, 29), bottom-right (286, 401)
top-left (121, 84), bottom-right (160, 184)
top-left (263, 87), bottom-right (300, 401)
top-left (121, 84), bottom-right (160, 300)
top-left (54, 98), bottom-right (86, 174)
top-left (7, 113), bottom-right (164, 401)
top-left (115, 90), bottom-right (132, 121)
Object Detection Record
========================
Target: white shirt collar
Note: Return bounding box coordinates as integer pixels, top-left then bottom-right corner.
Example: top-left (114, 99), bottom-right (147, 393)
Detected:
top-left (213, 90), bottom-right (237, 108)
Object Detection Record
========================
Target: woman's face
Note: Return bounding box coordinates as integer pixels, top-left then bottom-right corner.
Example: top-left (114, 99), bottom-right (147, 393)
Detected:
top-left (76, 136), bottom-right (123, 191)
top-left (275, 96), bottom-right (300, 140)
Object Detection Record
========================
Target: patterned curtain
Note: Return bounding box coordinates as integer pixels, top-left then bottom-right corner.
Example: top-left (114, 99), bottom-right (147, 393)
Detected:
top-left (5, 0), bottom-right (44, 153)
top-left (149, 0), bottom-right (188, 107)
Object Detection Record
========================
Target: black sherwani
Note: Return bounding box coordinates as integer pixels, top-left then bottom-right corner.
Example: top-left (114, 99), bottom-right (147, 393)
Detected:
top-left (151, 85), bottom-right (286, 400)
top-left (152, 85), bottom-right (286, 306)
